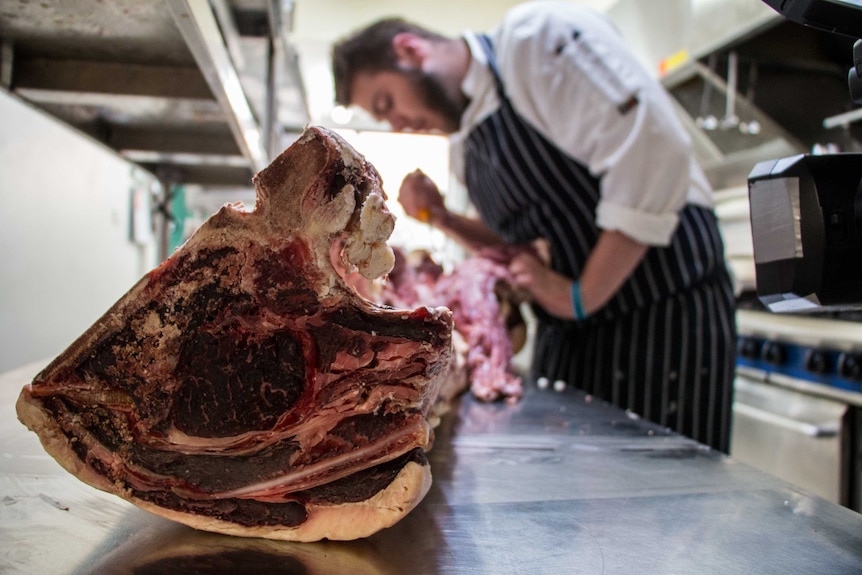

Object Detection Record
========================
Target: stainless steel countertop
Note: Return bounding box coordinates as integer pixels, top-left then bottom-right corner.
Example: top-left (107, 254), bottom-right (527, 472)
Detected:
top-left (2, 360), bottom-right (862, 574)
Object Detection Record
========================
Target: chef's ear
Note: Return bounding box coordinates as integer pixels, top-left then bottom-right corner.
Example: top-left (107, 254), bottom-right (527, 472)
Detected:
top-left (392, 33), bottom-right (427, 67)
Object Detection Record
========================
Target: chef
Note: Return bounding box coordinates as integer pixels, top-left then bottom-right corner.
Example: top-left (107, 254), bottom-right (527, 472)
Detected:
top-left (331, 1), bottom-right (737, 452)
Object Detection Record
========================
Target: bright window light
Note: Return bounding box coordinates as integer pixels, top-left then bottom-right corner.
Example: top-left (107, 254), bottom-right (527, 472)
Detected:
top-left (334, 129), bottom-right (456, 263)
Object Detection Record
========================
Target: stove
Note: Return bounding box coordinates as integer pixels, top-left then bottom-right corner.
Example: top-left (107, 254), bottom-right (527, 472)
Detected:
top-left (731, 304), bottom-right (862, 512)
top-left (735, 305), bottom-right (862, 397)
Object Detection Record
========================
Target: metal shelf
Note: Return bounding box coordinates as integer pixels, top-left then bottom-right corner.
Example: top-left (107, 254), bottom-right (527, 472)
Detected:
top-left (0, 0), bottom-right (309, 189)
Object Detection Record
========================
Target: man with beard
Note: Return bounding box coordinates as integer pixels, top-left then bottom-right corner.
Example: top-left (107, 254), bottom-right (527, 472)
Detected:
top-left (330, 1), bottom-right (737, 453)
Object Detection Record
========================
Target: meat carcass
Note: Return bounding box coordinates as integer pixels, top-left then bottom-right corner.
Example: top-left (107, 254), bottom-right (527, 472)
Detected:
top-left (382, 248), bottom-right (525, 403)
top-left (16, 127), bottom-right (454, 542)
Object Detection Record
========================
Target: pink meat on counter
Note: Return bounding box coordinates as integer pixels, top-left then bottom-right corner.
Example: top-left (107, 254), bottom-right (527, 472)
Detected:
top-left (382, 248), bottom-right (526, 403)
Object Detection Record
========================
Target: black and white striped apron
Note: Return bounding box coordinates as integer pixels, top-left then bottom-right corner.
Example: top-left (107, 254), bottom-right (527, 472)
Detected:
top-left (464, 35), bottom-right (737, 452)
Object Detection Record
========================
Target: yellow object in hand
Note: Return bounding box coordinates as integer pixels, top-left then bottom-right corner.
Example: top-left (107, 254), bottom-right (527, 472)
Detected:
top-left (417, 208), bottom-right (431, 223)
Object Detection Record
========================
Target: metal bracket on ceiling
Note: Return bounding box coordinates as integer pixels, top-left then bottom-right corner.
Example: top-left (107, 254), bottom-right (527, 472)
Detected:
top-left (1, 40), bottom-right (12, 89)
top-left (695, 52), bottom-right (762, 136)
top-left (267, 0), bottom-right (310, 117)
top-left (266, 0), bottom-right (311, 152)
top-left (165, 0), bottom-right (269, 172)
top-left (823, 108), bottom-right (862, 130)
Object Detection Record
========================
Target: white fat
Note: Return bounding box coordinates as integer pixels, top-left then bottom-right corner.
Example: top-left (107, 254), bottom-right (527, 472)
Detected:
top-left (359, 193), bottom-right (395, 243)
top-left (343, 190), bottom-right (395, 280)
top-left (309, 184), bottom-right (356, 237)
top-left (339, 141), bottom-right (362, 169)
top-left (204, 421), bottom-right (430, 500)
top-left (297, 129), bottom-right (317, 145)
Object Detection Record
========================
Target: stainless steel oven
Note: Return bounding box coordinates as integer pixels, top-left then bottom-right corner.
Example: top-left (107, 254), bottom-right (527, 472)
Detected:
top-left (731, 308), bottom-right (862, 511)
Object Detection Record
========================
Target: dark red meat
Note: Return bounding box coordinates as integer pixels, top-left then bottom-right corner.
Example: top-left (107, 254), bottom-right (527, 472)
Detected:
top-left (16, 127), bottom-right (454, 541)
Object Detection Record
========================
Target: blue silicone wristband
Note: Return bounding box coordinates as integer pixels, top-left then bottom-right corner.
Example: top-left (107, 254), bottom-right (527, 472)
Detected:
top-left (570, 280), bottom-right (586, 321)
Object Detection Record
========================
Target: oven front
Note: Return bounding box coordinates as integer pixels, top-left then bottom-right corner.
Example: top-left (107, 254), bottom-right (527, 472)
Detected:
top-left (731, 309), bottom-right (862, 511)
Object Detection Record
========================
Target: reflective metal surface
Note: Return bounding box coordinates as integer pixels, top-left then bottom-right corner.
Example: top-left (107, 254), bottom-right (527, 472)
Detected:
top-left (732, 375), bottom-right (846, 505)
top-left (3, 360), bottom-right (862, 574)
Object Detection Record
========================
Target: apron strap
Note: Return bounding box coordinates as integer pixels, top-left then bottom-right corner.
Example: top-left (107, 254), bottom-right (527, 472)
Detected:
top-left (476, 34), bottom-right (507, 98)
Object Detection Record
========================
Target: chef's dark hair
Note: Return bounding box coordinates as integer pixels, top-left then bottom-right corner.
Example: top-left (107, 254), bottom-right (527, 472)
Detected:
top-left (332, 18), bottom-right (447, 107)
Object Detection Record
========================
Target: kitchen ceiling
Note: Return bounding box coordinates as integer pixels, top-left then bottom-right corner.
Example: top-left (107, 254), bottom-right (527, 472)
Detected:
top-left (0, 0), bottom-right (309, 190)
top-left (0, 0), bottom-right (619, 191)
top-left (11, 0), bottom-right (847, 196)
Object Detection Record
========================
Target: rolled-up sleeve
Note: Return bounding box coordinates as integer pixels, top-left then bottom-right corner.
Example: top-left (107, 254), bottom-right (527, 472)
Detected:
top-left (497, 2), bottom-right (699, 246)
top-left (594, 95), bottom-right (693, 245)
top-left (595, 199), bottom-right (681, 245)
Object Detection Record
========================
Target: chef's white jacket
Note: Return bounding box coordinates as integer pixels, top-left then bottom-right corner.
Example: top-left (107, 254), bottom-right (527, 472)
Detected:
top-left (449, 1), bottom-right (714, 247)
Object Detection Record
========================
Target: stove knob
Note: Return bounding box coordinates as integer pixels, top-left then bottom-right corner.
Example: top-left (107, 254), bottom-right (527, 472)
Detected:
top-left (805, 350), bottom-right (832, 375)
top-left (838, 352), bottom-right (862, 381)
top-left (762, 341), bottom-right (786, 365)
top-left (738, 337), bottom-right (761, 359)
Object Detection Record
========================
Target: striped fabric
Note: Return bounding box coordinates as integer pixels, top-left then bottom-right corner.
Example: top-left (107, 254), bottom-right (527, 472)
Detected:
top-left (465, 35), bottom-right (737, 452)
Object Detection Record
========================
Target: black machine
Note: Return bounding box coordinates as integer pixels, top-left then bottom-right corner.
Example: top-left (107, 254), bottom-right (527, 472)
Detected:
top-left (760, 0), bottom-right (862, 37)
top-left (748, 154), bottom-right (862, 311)
top-left (750, 0), bottom-right (862, 312)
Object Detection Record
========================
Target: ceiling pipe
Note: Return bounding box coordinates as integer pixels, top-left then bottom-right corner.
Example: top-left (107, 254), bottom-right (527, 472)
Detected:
top-left (165, 0), bottom-right (269, 172)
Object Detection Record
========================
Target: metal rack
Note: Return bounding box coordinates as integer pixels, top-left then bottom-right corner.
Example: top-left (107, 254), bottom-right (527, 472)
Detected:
top-left (0, 0), bottom-right (309, 189)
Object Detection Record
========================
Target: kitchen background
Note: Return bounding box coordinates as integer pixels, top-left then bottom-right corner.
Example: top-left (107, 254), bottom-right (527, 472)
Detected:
top-left (2, 0), bottom-right (861, 509)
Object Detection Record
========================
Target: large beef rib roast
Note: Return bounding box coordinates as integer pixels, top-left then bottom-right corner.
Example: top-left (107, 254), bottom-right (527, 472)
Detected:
top-left (16, 126), bottom-right (454, 542)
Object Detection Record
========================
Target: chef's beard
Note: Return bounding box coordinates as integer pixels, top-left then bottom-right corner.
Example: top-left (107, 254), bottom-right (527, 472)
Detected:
top-left (404, 67), bottom-right (465, 134)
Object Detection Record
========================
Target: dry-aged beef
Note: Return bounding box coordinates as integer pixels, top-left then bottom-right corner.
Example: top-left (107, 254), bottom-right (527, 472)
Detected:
top-left (16, 126), bottom-right (454, 542)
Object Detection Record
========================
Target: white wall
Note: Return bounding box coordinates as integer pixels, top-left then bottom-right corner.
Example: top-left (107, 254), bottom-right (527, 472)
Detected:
top-left (0, 90), bottom-right (158, 373)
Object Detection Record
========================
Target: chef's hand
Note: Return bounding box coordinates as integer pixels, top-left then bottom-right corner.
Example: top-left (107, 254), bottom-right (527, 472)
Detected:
top-left (508, 252), bottom-right (576, 320)
top-left (399, 169), bottom-right (446, 224)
